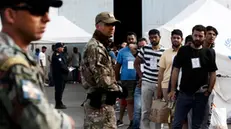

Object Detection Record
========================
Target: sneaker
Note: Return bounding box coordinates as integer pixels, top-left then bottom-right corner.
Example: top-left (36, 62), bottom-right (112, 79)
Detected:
top-left (117, 120), bottom-right (124, 127)
top-left (127, 121), bottom-right (133, 129)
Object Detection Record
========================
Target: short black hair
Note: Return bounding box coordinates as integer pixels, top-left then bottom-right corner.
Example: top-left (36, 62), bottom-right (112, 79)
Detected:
top-left (138, 38), bottom-right (147, 43)
top-left (192, 25), bottom-right (206, 34)
top-left (126, 32), bottom-right (137, 38)
top-left (51, 45), bottom-right (55, 51)
top-left (206, 26), bottom-right (218, 35)
top-left (73, 47), bottom-right (78, 50)
top-left (42, 46), bottom-right (47, 49)
top-left (35, 48), bottom-right (40, 53)
top-left (171, 29), bottom-right (183, 38)
top-left (148, 29), bottom-right (160, 36)
top-left (185, 35), bottom-right (193, 43)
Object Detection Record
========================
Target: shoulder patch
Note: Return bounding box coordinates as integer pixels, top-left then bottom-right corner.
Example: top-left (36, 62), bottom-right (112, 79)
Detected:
top-left (21, 80), bottom-right (41, 102)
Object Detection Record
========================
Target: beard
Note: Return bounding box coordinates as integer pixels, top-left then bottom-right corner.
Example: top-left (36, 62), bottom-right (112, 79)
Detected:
top-left (172, 42), bottom-right (181, 48)
top-left (193, 40), bottom-right (203, 48)
top-left (128, 42), bottom-right (136, 45)
top-left (151, 42), bottom-right (159, 46)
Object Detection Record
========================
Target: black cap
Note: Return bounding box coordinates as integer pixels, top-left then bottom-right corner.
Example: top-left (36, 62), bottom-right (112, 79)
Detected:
top-left (0, 0), bottom-right (63, 9)
top-left (55, 43), bottom-right (64, 49)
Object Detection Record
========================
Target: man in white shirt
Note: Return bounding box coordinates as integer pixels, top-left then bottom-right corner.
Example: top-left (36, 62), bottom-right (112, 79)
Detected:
top-left (39, 46), bottom-right (47, 70)
top-left (39, 46), bottom-right (48, 84)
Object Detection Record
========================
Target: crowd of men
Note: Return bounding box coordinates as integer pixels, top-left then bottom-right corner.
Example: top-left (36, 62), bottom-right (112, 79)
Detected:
top-left (0, 0), bottom-right (219, 128)
top-left (81, 12), bottom-right (218, 129)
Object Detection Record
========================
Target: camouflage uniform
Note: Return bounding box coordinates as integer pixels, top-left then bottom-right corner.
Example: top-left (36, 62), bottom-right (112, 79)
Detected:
top-left (81, 29), bottom-right (120, 129)
top-left (0, 32), bottom-right (72, 129)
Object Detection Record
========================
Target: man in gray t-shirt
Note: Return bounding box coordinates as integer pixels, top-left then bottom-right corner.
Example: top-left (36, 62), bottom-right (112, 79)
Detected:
top-left (70, 47), bottom-right (81, 83)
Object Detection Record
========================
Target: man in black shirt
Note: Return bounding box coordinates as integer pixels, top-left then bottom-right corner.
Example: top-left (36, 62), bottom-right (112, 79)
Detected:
top-left (169, 25), bottom-right (217, 129)
top-left (187, 26), bottom-right (219, 129)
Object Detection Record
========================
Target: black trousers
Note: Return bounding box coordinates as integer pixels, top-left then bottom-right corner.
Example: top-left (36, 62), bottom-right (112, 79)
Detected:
top-left (72, 66), bottom-right (79, 82)
top-left (54, 77), bottom-right (66, 105)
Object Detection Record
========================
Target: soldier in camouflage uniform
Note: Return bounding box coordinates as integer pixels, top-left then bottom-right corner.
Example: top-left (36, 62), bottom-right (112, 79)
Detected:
top-left (0, 0), bottom-right (75, 129)
top-left (81, 12), bottom-right (121, 129)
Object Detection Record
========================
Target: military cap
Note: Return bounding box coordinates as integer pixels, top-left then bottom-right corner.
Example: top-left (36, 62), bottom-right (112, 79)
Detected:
top-left (0, 0), bottom-right (63, 9)
top-left (95, 12), bottom-right (120, 24)
top-left (55, 43), bottom-right (64, 49)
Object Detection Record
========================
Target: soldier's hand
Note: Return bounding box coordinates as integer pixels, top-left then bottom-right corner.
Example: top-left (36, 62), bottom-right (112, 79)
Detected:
top-left (69, 117), bottom-right (75, 129)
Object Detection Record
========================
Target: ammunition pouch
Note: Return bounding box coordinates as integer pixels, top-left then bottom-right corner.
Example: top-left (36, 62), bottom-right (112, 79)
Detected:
top-left (87, 91), bottom-right (103, 109)
top-left (87, 89), bottom-right (119, 109)
top-left (105, 91), bottom-right (118, 105)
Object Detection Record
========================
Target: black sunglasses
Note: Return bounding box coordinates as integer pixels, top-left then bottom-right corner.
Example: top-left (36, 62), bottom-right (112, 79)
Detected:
top-left (97, 21), bottom-right (117, 26)
top-left (11, 5), bottom-right (49, 16)
top-left (104, 22), bottom-right (117, 26)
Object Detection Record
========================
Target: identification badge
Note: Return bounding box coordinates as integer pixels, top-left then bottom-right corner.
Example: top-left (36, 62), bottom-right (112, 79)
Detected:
top-left (128, 61), bottom-right (134, 69)
top-left (140, 64), bottom-right (144, 72)
top-left (150, 57), bottom-right (157, 69)
top-left (191, 58), bottom-right (201, 69)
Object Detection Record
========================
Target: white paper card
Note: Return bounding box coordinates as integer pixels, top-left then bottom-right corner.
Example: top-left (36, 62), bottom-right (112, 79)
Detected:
top-left (150, 57), bottom-right (157, 69)
top-left (191, 58), bottom-right (201, 68)
top-left (140, 64), bottom-right (144, 72)
top-left (128, 61), bottom-right (134, 69)
top-left (68, 67), bottom-right (76, 72)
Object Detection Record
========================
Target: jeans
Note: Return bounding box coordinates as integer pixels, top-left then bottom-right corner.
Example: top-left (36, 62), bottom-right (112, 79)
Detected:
top-left (141, 81), bottom-right (161, 129)
top-left (133, 87), bottom-right (141, 129)
top-left (173, 91), bottom-right (209, 129)
top-left (187, 91), bottom-right (214, 129)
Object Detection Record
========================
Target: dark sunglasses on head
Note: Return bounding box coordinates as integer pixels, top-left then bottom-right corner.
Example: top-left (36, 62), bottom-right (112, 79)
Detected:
top-left (11, 5), bottom-right (49, 16)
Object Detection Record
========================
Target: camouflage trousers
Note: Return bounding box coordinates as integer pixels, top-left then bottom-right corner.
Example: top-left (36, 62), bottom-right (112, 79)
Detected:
top-left (83, 100), bottom-right (117, 129)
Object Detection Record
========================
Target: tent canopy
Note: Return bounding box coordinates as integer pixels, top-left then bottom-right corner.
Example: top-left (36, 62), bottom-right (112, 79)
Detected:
top-left (33, 16), bottom-right (91, 43)
top-left (153, 0), bottom-right (231, 75)
top-left (153, 0), bottom-right (231, 57)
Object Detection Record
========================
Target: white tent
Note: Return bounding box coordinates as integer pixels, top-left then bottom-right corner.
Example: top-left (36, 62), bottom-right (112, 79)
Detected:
top-left (155, 0), bottom-right (231, 53)
top-left (150, 0), bottom-right (231, 114)
top-left (33, 16), bottom-right (91, 43)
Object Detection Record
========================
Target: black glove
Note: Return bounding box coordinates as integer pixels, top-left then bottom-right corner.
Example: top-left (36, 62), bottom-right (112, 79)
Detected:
top-left (88, 88), bottom-right (106, 109)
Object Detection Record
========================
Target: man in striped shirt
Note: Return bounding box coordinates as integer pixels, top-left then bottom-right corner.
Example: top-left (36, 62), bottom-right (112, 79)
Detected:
top-left (134, 29), bottom-right (165, 129)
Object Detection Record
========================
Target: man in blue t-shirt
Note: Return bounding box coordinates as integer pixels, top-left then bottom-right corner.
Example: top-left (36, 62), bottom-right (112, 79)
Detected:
top-left (115, 32), bottom-right (137, 129)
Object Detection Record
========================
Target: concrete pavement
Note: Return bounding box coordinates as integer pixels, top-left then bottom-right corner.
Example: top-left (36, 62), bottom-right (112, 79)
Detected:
top-left (45, 83), bottom-right (131, 129)
top-left (45, 84), bottom-right (231, 129)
